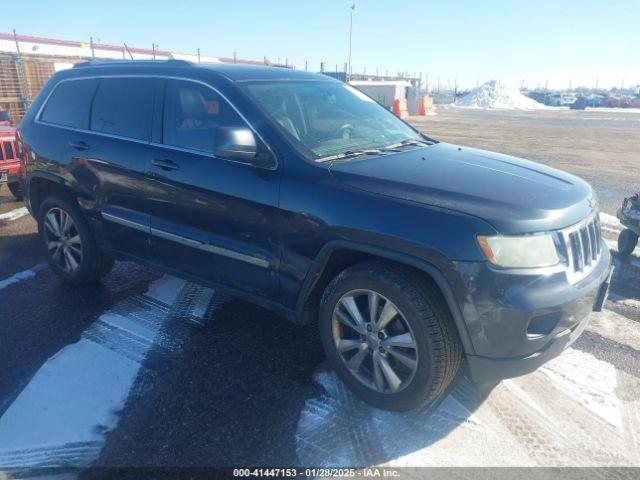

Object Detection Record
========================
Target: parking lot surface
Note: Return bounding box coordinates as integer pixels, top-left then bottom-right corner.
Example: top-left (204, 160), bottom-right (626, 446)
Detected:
top-left (1, 108), bottom-right (639, 475)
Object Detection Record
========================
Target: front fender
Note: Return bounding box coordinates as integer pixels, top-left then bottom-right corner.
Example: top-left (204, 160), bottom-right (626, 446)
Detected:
top-left (296, 239), bottom-right (477, 355)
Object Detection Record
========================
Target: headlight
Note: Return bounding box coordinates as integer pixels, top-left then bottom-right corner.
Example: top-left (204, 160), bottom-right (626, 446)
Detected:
top-left (477, 233), bottom-right (560, 268)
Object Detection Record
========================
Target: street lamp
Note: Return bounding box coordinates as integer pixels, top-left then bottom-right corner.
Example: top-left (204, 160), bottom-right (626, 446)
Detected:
top-left (348, 4), bottom-right (356, 82)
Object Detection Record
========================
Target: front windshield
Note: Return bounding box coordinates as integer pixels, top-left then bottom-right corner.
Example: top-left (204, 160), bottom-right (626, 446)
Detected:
top-left (243, 80), bottom-right (423, 160)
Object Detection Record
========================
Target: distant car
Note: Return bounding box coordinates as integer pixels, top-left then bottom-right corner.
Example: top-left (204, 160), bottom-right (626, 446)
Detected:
top-left (17, 61), bottom-right (612, 411)
top-left (570, 97), bottom-right (587, 110)
top-left (0, 119), bottom-right (23, 200)
top-left (547, 93), bottom-right (578, 106)
top-left (600, 96), bottom-right (640, 108)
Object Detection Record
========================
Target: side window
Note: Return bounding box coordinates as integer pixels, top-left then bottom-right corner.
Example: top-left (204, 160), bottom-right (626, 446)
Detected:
top-left (90, 78), bottom-right (155, 141)
top-left (163, 79), bottom-right (245, 153)
top-left (40, 78), bottom-right (98, 129)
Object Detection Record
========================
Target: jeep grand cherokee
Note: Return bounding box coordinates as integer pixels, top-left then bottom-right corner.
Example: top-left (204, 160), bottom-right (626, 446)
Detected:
top-left (16, 61), bottom-right (612, 411)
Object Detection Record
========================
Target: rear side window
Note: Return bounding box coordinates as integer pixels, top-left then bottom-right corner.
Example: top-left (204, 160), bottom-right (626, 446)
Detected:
top-left (40, 78), bottom-right (98, 129)
top-left (163, 79), bottom-right (245, 153)
top-left (90, 78), bottom-right (155, 141)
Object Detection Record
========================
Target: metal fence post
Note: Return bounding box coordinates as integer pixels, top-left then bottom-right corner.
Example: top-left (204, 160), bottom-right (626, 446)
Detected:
top-left (12, 29), bottom-right (30, 117)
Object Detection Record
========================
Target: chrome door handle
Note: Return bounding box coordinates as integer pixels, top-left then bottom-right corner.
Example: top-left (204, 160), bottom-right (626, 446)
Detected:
top-left (151, 158), bottom-right (179, 171)
top-left (68, 140), bottom-right (90, 151)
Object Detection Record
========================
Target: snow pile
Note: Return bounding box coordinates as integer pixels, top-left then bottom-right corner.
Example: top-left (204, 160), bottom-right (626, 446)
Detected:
top-left (455, 80), bottom-right (545, 110)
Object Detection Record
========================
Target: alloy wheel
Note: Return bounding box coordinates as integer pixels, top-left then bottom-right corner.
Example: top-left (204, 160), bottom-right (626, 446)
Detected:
top-left (332, 289), bottom-right (418, 394)
top-left (43, 207), bottom-right (83, 274)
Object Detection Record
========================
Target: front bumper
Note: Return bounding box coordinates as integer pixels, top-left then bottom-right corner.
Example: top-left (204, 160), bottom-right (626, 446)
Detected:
top-left (454, 244), bottom-right (612, 383)
top-left (0, 160), bottom-right (20, 183)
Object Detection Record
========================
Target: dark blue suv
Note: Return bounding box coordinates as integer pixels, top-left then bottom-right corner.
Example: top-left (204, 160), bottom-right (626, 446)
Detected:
top-left (17, 61), bottom-right (612, 410)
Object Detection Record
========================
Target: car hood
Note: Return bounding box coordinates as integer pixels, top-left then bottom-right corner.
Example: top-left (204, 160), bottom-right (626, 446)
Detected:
top-left (329, 143), bottom-right (595, 233)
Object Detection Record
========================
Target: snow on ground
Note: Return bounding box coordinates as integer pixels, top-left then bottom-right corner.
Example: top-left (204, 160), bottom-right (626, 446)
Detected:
top-left (600, 212), bottom-right (622, 234)
top-left (541, 349), bottom-right (621, 430)
top-left (0, 207), bottom-right (29, 222)
top-left (0, 275), bottom-right (214, 469)
top-left (586, 107), bottom-right (640, 114)
top-left (296, 346), bottom-right (639, 467)
top-left (589, 307), bottom-right (640, 351)
top-left (0, 264), bottom-right (47, 291)
top-left (455, 80), bottom-right (546, 110)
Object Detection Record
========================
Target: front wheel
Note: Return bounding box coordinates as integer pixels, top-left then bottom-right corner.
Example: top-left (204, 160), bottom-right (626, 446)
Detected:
top-left (37, 193), bottom-right (114, 283)
top-left (319, 261), bottom-right (462, 411)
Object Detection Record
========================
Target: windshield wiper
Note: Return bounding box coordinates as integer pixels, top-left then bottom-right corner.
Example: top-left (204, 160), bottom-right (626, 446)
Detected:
top-left (315, 139), bottom-right (433, 163)
top-left (381, 138), bottom-right (433, 150)
top-left (315, 149), bottom-right (388, 163)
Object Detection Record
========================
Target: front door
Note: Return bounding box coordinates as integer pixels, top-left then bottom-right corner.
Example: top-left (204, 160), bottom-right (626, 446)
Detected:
top-left (146, 78), bottom-right (280, 296)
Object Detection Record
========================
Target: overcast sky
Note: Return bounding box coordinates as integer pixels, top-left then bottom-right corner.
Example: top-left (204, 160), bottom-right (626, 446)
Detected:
top-left (4, 0), bottom-right (639, 89)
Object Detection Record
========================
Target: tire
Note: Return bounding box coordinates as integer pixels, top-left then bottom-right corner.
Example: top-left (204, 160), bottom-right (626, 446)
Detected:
top-left (618, 228), bottom-right (638, 257)
top-left (8, 182), bottom-right (23, 201)
top-left (319, 261), bottom-right (462, 411)
top-left (37, 193), bottom-right (114, 284)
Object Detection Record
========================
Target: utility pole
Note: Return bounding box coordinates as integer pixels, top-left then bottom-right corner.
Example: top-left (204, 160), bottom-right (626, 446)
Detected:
top-left (234, 52), bottom-right (237, 63)
top-left (197, 48), bottom-right (201, 63)
top-left (90, 36), bottom-right (95, 59)
top-left (347, 4), bottom-right (356, 82)
top-left (152, 43), bottom-right (156, 60)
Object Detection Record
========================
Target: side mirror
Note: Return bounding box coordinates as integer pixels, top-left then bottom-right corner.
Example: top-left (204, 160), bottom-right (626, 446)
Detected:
top-left (215, 127), bottom-right (258, 162)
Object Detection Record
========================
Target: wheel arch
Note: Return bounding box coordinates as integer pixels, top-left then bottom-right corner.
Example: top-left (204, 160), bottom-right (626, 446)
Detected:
top-left (26, 171), bottom-right (73, 215)
top-left (296, 240), bottom-right (476, 355)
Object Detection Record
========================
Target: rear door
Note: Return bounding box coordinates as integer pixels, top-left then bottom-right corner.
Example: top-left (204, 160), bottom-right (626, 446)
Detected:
top-left (146, 78), bottom-right (281, 296)
top-left (81, 76), bottom-right (158, 259)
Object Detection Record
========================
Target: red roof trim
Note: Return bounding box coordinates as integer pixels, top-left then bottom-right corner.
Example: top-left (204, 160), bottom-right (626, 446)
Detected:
top-left (0, 32), bottom-right (171, 56)
top-left (0, 32), bottom-right (291, 67)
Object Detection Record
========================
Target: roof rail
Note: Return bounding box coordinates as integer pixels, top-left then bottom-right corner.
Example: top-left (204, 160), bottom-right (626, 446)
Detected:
top-left (73, 59), bottom-right (193, 68)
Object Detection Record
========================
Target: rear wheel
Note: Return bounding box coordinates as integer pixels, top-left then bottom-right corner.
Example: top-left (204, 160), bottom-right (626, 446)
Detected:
top-left (37, 194), bottom-right (114, 283)
top-left (319, 261), bottom-right (462, 411)
top-left (618, 228), bottom-right (638, 257)
top-left (7, 182), bottom-right (23, 200)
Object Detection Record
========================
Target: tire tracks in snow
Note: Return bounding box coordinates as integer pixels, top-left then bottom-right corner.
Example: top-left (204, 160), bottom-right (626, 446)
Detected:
top-left (0, 275), bottom-right (216, 472)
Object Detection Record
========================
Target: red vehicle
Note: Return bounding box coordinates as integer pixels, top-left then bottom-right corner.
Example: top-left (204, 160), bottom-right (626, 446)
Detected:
top-left (0, 115), bottom-right (23, 200)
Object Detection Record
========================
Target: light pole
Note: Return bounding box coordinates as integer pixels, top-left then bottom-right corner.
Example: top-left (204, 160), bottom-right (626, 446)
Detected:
top-left (347, 4), bottom-right (356, 82)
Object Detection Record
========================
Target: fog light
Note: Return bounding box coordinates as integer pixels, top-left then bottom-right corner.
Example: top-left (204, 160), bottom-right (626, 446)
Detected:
top-left (526, 312), bottom-right (561, 338)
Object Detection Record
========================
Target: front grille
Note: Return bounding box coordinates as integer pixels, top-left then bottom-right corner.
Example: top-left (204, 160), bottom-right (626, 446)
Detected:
top-left (0, 139), bottom-right (17, 162)
top-left (558, 213), bottom-right (602, 284)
